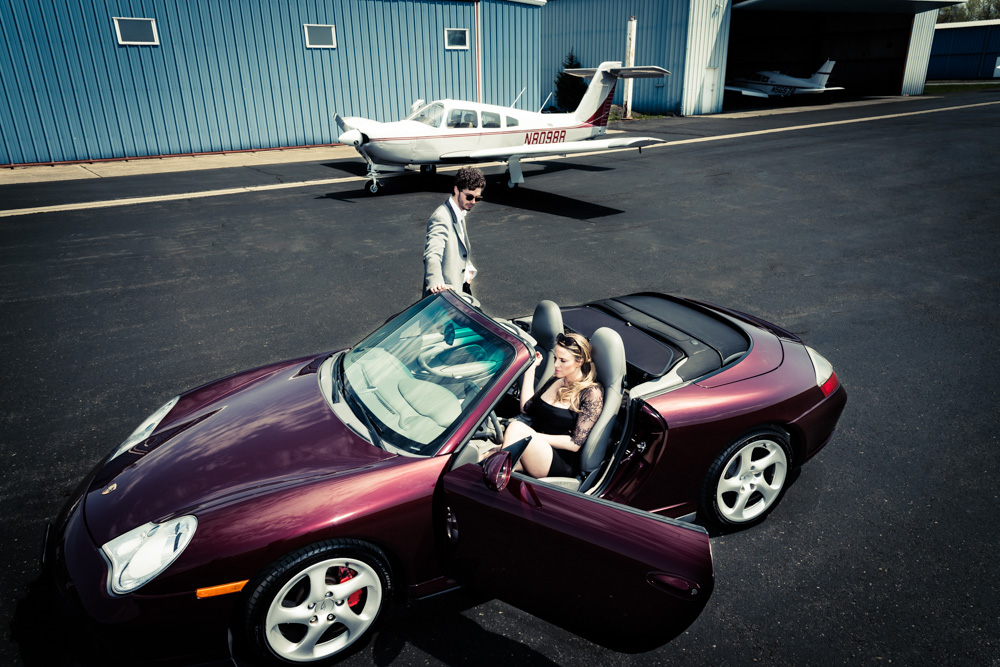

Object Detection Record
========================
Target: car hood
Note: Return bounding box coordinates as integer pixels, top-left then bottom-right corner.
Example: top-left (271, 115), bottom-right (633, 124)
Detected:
top-left (84, 355), bottom-right (396, 544)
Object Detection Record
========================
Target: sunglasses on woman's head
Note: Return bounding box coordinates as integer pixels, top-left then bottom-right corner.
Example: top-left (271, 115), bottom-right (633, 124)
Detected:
top-left (556, 333), bottom-right (579, 348)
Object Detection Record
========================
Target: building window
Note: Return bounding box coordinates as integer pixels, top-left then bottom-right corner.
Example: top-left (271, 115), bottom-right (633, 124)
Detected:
top-left (445, 28), bottom-right (468, 50)
top-left (113, 17), bottom-right (159, 46)
top-left (304, 24), bottom-right (336, 49)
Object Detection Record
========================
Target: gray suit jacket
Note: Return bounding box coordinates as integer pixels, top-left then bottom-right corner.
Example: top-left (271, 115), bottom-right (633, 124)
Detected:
top-left (423, 199), bottom-right (471, 296)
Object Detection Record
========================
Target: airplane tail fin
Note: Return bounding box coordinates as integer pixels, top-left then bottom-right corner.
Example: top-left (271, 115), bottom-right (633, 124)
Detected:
top-left (565, 62), bottom-right (669, 128)
top-left (806, 60), bottom-right (836, 88)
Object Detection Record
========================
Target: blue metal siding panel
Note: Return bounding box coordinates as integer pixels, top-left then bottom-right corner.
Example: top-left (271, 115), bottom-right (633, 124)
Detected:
top-left (482, 1), bottom-right (541, 110)
top-left (930, 23), bottom-right (1000, 80)
top-left (540, 0), bottom-right (687, 116)
top-left (0, 0), bottom-right (540, 164)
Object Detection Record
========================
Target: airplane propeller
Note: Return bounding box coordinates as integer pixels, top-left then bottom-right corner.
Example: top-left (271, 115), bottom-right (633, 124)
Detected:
top-left (338, 128), bottom-right (365, 147)
top-left (334, 113), bottom-right (367, 147)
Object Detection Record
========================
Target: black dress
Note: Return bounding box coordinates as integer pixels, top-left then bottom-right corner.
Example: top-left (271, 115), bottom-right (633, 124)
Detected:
top-left (523, 378), bottom-right (603, 477)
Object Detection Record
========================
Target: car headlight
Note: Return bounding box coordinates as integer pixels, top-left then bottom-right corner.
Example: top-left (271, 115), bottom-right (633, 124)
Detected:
top-left (109, 396), bottom-right (179, 461)
top-left (102, 515), bottom-right (198, 595)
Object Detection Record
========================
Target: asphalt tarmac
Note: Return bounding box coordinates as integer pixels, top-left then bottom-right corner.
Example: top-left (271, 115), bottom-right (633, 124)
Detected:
top-left (2, 89), bottom-right (999, 666)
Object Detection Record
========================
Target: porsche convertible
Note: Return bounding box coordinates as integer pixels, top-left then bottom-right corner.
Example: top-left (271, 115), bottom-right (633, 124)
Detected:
top-left (42, 291), bottom-right (846, 665)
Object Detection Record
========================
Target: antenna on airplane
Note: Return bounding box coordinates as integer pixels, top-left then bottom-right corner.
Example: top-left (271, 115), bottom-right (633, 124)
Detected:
top-left (510, 88), bottom-right (526, 108)
top-left (538, 92), bottom-right (553, 113)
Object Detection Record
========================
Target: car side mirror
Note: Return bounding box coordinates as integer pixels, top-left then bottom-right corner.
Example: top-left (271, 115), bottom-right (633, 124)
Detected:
top-left (482, 450), bottom-right (512, 492)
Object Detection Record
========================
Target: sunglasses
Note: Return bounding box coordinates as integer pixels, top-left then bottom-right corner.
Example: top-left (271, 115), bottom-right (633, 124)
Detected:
top-left (556, 333), bottom-right (580, 349)
top-left (462, 191), bottom-right (484, 202)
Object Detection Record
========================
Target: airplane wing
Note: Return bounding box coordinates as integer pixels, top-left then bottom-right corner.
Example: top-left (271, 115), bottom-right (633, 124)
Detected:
top-left (724, 85), bottom-right (770, 98)
top-left (564, 66), bottom-right (670, 78)
top-left (438, 136), bottom-right (664, 162)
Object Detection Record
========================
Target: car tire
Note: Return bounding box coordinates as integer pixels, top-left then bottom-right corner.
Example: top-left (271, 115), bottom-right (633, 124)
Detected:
top-left (238, 539), bottom-right (392, 665)
top-left (700, 428), bottom-right (792, 527)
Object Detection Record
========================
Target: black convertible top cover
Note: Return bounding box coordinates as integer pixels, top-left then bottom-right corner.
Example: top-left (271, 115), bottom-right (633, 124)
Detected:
top-left (586, 293), bottom-right (751, 382)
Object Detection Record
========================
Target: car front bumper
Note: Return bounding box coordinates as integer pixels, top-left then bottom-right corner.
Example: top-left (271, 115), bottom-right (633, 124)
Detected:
top-left (40, 488), bottom-right (235, 665)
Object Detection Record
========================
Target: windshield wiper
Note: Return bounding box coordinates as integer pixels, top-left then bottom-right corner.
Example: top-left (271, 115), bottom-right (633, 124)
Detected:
top-left (340, 360), bottom-right (385, 450)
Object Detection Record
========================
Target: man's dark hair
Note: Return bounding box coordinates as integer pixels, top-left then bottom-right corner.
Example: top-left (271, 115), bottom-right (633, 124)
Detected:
top-left (454, 166), bottom-right (486, 191)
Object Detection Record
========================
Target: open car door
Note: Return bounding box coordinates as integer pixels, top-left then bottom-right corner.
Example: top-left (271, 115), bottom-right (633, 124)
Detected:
top-left (440, 452), bottom-right (714, 651)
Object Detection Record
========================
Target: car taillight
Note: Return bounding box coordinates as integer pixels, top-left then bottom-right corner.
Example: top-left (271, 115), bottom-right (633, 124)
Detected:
top-left (805, 346), bottom-right (839, 397)
top-left (820, 371), bottom-right (839, 397)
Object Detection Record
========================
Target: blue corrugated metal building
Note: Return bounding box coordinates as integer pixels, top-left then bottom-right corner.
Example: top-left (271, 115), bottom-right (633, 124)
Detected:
top-left (929, 20), bottom-right (1000, 80)
top-left (0, 0), bottom-right (543, 165)
top-left (539, 0), bottom-right (729, 117)
top-left (0, 0), bottom-right (962, 166)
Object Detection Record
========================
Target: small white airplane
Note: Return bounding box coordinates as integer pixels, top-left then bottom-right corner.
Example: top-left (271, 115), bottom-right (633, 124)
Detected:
top-left (725, 59), bottom-right (844, 99)
top-left (334, 61), bottom-right (669, 193)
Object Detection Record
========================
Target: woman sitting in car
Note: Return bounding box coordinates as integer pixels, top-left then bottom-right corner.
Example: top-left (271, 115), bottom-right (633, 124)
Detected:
top-left (502, 332), bottom-right (604, 478)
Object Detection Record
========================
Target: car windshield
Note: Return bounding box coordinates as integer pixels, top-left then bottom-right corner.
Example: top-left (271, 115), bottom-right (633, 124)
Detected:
top-left (342, 296), bottom-right (515, 456)
top-left (406, 102), bottom-right (444, 128)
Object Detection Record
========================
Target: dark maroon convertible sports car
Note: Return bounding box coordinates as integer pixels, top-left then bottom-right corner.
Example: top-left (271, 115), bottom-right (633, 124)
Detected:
top-left (43, 291), bottom-right (846, 665)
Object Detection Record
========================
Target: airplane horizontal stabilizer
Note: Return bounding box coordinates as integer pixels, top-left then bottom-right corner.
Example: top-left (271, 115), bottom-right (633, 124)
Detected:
top-left (438, 136), bottom-right (665, 163)
top-left (798, 86), bottom-right (845, 94)
top-left (724, 85), bottom-right (770, 98)
top-left (564, 66), bottom-right (670, 79)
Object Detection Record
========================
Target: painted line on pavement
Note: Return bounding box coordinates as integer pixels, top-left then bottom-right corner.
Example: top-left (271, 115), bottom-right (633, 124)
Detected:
top-left (3, 99), bottom-right (997, 219)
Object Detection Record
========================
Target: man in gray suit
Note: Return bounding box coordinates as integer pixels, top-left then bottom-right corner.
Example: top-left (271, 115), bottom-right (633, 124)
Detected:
top-left (423, 166), bottom-right (486, 300)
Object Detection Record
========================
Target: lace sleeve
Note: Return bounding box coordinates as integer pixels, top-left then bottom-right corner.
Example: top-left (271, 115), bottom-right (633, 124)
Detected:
top-left (570, 386), bottom-right (604, 448)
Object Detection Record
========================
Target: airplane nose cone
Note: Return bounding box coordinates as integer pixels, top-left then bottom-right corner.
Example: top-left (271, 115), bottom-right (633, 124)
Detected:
top-left (338, 129), bottom-right (364, 147)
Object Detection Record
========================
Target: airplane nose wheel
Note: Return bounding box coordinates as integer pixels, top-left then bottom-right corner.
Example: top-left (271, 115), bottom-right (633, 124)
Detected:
top-left (366, 180), bottom-right (380, 195)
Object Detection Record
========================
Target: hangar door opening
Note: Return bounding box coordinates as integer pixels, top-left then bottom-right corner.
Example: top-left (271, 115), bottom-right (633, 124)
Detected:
top-left (725, 9), bottom-right (916, 107)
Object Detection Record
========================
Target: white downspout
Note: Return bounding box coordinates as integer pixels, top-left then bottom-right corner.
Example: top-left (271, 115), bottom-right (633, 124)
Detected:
top-left (623, 16), bottom-right (637, 119)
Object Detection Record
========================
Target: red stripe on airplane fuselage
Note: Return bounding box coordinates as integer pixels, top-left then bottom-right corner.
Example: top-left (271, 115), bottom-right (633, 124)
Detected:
top-left (366, 125), bottom-right (596, 145)
top-left (584, 83), bottom-right (618, 127)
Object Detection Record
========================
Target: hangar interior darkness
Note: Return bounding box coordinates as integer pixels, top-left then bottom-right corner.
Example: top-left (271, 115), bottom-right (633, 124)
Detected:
top-left (726, 10), bottom-right (916, 97)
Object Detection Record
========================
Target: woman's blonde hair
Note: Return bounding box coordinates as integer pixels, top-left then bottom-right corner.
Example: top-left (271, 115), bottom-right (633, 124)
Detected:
top-left (554, 332), bottom-right (599, 412)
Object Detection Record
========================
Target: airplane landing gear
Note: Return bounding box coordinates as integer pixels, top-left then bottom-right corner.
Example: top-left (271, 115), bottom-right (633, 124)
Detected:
top-left (506, 157), bottom-right (524, 189)
top-left (366, 180), bottom-right (380, 194)
top-left (420, 164), bottom-right (437, 177)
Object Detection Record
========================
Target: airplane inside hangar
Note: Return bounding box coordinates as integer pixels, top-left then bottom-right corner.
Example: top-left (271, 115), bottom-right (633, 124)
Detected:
top-left (723, 0), bottom-right (962, 104)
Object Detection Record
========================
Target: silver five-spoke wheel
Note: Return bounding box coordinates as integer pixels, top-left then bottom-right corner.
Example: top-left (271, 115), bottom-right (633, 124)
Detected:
top-left (701, 428), bottom-right (793, 527)
top-left (241, 540), bottom-right (391, 665)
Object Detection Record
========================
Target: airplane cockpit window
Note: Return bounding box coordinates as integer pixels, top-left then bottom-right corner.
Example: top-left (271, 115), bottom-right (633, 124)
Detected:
top-left (506, 116), bottom-right (519, 127)
top-left (447, 108), bottom-right (478, 129)
top-left (482, 111), bottom-right (500, 129)
top-left (407, 103), bottom-right (444, 128)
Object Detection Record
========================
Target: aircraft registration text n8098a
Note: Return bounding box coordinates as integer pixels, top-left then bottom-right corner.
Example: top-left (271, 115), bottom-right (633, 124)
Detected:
top-left (524, 130), bottom-right (567, 146)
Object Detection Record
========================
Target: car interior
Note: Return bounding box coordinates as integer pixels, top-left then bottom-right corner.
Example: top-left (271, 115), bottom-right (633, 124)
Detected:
top-left (454, 295), bottom-right (753, 492)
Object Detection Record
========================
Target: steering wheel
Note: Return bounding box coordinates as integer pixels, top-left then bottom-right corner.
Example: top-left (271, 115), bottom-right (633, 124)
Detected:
top-left (472, 411), bottom-right (503, 445)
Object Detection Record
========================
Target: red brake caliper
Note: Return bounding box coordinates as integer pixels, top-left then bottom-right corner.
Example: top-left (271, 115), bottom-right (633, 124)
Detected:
top-left (336, 566), bottom-right (363, 608)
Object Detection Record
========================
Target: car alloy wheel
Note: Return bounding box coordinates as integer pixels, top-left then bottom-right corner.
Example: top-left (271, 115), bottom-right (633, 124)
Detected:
top-left (241, 539), bottom-right (392, 665)
top-left (701, 428), bottom-right (792, 527)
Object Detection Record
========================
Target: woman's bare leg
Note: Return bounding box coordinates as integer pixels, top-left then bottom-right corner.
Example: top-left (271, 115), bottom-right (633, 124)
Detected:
top-left (518, 436), bottom-right (554, 478)
top-left (502, 419), bottom-right (534, 447)
top-left (502, 421), bottom-right (553, 476)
